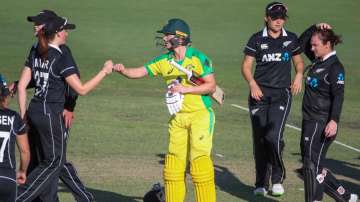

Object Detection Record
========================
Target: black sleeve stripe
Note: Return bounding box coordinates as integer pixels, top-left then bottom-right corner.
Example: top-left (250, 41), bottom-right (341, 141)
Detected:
top-left (60, 66), bottom-right (76, 75)
top-left (245, 46), bottom-right (256, 52)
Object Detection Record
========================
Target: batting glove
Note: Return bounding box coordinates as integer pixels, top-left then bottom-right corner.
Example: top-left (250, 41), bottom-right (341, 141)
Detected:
top-left (165, 81), bottom-right (184, 115)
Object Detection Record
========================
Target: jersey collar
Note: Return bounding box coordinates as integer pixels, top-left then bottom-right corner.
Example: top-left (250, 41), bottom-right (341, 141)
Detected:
top-left (321, 51), bottom-right (336, 61)
top-left (168, 46), bottom-right (193, 64)
top-left (262, 27), bottom-right (288, 37)
top-left (48, 43), bottom-right (63, 54)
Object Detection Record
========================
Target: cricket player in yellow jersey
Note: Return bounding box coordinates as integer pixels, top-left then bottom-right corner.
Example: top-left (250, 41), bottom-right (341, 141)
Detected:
top-left (113, 18), bottom-right (217, 202)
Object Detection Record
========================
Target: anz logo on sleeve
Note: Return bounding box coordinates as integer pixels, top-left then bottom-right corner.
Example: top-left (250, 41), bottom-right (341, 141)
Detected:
top-left (261, 52), bottom-right (290, 62)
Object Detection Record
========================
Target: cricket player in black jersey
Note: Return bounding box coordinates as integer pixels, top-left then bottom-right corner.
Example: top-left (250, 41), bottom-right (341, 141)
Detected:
top-left (9, 10), bottom-right (95, 202)
top-left (16, 14), bottom-right (113, 202)
top-left (298, 23), bottom-right (358, 202)
top-left (0, 75), bottom-right (30, 202)
top-left (241, 2), bottom-right (304, 196)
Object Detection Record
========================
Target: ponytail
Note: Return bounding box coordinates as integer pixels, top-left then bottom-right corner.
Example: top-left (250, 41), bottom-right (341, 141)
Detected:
top-left (37, 29), bottom-right (49, 59)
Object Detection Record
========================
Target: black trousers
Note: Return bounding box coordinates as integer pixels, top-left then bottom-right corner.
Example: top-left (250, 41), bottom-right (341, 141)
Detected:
top-left (248, 87), bottom-right (292, 188)
top-left (26, 114), bottom-right (94, 202)
top-left (0, 168), bottom-right (16, 202)
top-left (301, 120), bottom-right (351, 201)
top-left (17, 102), bottom-right (66, 202)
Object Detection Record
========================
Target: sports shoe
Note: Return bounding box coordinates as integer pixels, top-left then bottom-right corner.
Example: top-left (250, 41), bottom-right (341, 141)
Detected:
top-left (271, 183), bottom-right (285, 196)
top-left (349, 194), bottom-right (358, 202)
top-left (253, 187), bottom-right (267, 196)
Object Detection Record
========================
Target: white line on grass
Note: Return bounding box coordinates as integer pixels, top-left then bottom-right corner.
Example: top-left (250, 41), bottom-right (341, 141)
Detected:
top-left (231, 104), bottom-right (360, 153)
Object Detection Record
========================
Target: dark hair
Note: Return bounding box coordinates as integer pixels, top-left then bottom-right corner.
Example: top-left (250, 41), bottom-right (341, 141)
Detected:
top-left (37, 29), bottom-right (56, 59)
top-left (313, 28), bottom-right (342, 49)
top-left (37, 30), bottom-right (49, 59)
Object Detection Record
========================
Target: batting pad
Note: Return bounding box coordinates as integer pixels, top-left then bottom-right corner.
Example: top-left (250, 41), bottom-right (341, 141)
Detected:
top-left (190, 156), bottom-right (216, 202)
top-left (163, 154), bottom-right (186, 202)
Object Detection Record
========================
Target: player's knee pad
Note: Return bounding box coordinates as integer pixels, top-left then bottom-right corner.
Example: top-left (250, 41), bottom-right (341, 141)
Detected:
top-left (303, 158), bottom-right (316, 202)
top-left (190, 156), bottom-right (216, 202)
top-left (163, 154), bottom-right (186, 202)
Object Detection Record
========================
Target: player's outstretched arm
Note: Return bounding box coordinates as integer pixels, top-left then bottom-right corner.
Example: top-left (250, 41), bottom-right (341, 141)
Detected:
top-left (113, 64), bottom-right (148, 79)
top-left (16, 133), bottom-right (30, 184)
top-left (65, 60), bottom-right (113, 96)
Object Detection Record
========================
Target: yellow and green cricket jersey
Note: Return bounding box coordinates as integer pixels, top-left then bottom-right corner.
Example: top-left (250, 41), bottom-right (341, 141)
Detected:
top-left (144, 47), bottom-right (214, 113)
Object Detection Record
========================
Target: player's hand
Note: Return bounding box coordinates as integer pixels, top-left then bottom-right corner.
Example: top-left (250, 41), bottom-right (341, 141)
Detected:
top-left (249, 80), bottom-right (263, 101)
top-left (169, 83), bottom-right (188, 94)
top-left (8, 82), bottom-right (18, 97)
top-left (102, 60), bottom-right (114, 75)
top-left (63, 109), bottom-right (74, 129)
top-left (291, 73), bottom-right (303, 95)
top-left (16, 170), bottom-right (27, 185)
top-left (113, 63), bottom-right (125, 74)
top-left (316, 23), bottom-right (332, 30)
top-left (34, 24), bottom-right (45, 36)
top-left (324, 120), bottom-right (337, 138)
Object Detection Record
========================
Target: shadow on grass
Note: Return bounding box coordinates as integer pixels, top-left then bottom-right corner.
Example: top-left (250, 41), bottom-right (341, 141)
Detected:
top-left (58, 183), bottom-right (142, 202)
top-left (215, 164), bottom-right (278, 202)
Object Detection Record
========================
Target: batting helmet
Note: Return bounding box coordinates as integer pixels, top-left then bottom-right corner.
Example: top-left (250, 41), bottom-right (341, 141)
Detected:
top-left (157, 18), bottom-right (191, 47)
top-left (143, 183), bottom-right (165, 202)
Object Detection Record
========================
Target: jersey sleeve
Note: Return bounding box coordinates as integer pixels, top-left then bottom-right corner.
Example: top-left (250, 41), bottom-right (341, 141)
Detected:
top-left (58, 48), bottom-right (79, 78)
top-left (144, 56), bottom-right (163, 77)
top-left (13, 113), bottom-right (26, 135)
top-left (199, 56), bottom-right (214, 77)
top-left (329, 63), bottom-right (345, 123)
top-left (290, 33), bottom-right (302, 56)
top-left (24, 45), bottom-right (36, 68)
top-left (243, 34), bottom-right (258, 57)
top-left (299, 25), bottom-right (317, 62)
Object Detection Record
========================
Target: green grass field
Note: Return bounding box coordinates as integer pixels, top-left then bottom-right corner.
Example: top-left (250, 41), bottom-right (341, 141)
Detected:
top-left (1, 0), bottom-right (359, 201)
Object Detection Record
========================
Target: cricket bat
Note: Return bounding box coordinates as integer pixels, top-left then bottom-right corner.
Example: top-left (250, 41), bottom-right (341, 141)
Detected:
top-left (169, 59), bottom-right (225, 105)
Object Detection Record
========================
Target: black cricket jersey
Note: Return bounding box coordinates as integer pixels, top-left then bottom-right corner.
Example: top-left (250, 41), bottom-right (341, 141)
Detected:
top-left (0, 108), bottom-right (26, 170)
top-left (25, 43), bottom-right (78, 110)
top-left (302, 52), bottom-right (345, 123)
top-left (244, 27), bottom-right (302, 88)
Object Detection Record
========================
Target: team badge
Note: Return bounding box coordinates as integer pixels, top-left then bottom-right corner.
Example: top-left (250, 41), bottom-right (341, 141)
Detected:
top-left (316, 173), bottom-right (325, 184)
top-left (251, 108), bottom-right (259, 115)
top-left (337, 73), bottom-right (344, 84)
top-left (337, 186), bottom-right (345, 195)
top-left (307, 76), bottom-right (319, 88)
top-left (260, 43), bottom-right (268, 50)
top-left (282, 52), bottom-right (290, 62)
top-left (315, 68), bottom-right (325, 73)
top-left (282, 40), bottom-right (292, 47)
